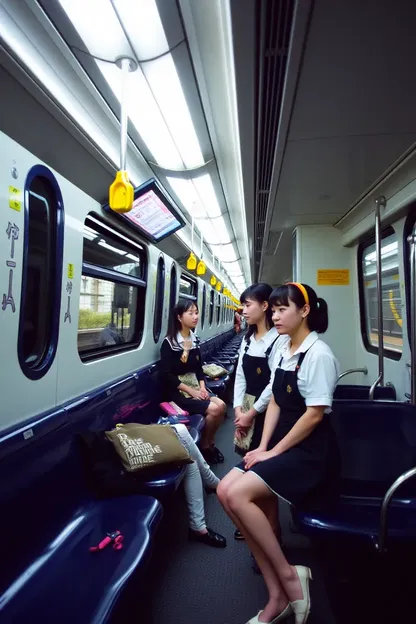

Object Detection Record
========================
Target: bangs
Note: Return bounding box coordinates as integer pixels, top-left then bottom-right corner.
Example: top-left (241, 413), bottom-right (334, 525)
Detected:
top-left (269, 284), bottom-right (291, 307)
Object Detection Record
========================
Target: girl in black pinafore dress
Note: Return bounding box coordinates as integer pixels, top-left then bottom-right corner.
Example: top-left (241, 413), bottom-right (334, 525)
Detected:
top-left (218, 283), bottom-right (340, 624)
top-left (160, 299), bottom-right (226, 465)
top-left (232, 283), bottom-right (281, 543)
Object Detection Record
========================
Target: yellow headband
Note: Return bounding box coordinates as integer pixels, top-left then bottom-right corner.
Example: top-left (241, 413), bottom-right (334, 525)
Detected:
top-left (287, 282), bottom-right (309, 306)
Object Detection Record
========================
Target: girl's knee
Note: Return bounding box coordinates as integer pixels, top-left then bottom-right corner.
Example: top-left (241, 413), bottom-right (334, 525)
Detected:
top-left (207, 402), bottom-right (222, 419)
top-left (216, 479), bottom-right (229, 503)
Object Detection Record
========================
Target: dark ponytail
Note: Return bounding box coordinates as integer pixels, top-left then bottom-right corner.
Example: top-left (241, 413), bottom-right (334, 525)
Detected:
top-left (240, 282), bottom-right (274, 341)
top-left (269, 283), bottom-right (329, 334)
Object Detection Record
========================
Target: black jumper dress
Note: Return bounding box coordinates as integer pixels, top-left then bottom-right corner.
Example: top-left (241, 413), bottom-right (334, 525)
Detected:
top-left (238, 349), bottom-right (340, 510)
top-left (160, 337), bottom-right (211, 415)
top-left (238, 336), bottom-right (278, 452)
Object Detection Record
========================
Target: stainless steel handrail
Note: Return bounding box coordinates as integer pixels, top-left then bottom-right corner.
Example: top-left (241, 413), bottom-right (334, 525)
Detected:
top-left (408, 233), bottom-right (416, 405)
top-left (376, 466), bottom-right (416, 553)
top-left (337, 367), bottom-right (368, 382)
top-left (369, 373), bottom-right (382, 400)
top-left (375, 196), bottom-right (385, 388)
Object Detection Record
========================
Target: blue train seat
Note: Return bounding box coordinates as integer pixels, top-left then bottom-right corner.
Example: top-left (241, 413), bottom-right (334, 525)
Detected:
top-left (65, 366), bottom-right (190, 498)
top-left (294, 400), bottom-right (416, 551)
top-left (0, 408), bottom-right (162, 624)
top-left (334, 384), bottom-right (396, 400)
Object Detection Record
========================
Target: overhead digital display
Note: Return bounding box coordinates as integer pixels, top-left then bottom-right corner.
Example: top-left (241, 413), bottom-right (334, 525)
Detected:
top-left (104, 178), bottom-right (185, 244)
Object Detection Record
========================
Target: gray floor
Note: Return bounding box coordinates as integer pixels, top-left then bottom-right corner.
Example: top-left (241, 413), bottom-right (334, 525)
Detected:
top-left (124, 411), bottom-right (337, 624)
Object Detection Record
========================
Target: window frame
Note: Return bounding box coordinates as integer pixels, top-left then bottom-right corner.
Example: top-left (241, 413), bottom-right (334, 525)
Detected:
top-left (403, 207), bottom-right (416, 347)
top-left (169, 263), bottom-right (177, 312)
top-left (216, 292), bottom-right (221, 326)
top-left (153, 254), bottom-right (165, 343)
top-left (358, 225), bottom-right (402, 361)
top-left (78, 216), bottom-right (147, 362)
top-left (209, 288), bottom-right (214, 327)
top-left (201, 284), bottom-right (206, 330)
top-left (18, 165), bottom-right (64, 380)
top-left (179, 272), bottom-right (197, 301)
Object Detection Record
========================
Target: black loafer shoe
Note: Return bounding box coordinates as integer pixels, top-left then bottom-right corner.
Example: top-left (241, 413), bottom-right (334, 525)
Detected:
top-left (189, 528), bottom-right (227, 548)
top-left (201, 447), bottom-right (224, 465)
top-left (210, 446), bottom-right (224, 463)
top-left (234, 529), bottom-right (245, 540)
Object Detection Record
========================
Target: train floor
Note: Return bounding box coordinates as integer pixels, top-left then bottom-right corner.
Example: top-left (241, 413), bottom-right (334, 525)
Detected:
top-left (114, 409), bottom-right (412, 624)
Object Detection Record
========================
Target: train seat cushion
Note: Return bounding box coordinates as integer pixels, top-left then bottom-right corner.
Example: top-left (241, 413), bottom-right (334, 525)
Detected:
top-left (333, 384), bottom-right (396, 400)
top-left (0, 495), bottom-right (162, 624)
top-left (0, 410), bottom-right (162, 624)
top-left (294, 401), bottom-right (416, 544)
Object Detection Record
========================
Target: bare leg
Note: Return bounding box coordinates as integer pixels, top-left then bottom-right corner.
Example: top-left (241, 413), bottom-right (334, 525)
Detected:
top-left (218, 471), bottom-right (289, 622)
top-left (200, 400), bottom-right (225, 449)
top-left (226, 473), bottom-right (304, 605)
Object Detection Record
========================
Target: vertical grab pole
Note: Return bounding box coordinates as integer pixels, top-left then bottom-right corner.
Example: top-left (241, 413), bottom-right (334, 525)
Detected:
top-left (375, 196), bottom-right (385, 387)
top-left (409, 231), bottom-right (416, 404)
top-left (119, 57), bottom-right (129, 173)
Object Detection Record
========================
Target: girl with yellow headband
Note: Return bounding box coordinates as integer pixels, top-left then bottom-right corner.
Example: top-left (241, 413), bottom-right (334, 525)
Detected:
top-left (217, 282), bottom-right (340, 624)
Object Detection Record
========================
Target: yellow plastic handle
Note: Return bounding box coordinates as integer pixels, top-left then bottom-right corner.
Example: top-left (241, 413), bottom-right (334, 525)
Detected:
top-left (109, 171), bottom-right (134, 213)
top-left (196, 260), bottom-right (206, 275)
top-left (216, 281), bottom-right (222, 292)
top-left (186, 252), bottom-right (197, 270)
top-left (210, 275), bottom-right (217, 287)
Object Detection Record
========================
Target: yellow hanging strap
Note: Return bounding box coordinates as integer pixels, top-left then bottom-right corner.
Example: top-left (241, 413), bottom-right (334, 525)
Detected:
top-left (196, 231), bottom-right (206, 275)
top-left (109, 57), bottom-right (135, 213)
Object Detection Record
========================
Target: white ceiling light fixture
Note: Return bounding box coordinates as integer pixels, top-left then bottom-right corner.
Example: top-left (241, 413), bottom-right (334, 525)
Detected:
top-left (58, 0), bottom-right (204, 170)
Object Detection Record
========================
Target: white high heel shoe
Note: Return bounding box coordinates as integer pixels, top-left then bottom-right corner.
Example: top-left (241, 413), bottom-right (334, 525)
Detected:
top-left (246, 603), bottom-right (293, 624)
top-left (290, 565), bottom-right (312, 624)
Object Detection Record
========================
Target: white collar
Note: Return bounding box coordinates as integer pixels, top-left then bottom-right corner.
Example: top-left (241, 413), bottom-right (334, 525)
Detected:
top-left (281, 331), bottom-right (319, 357)
top-left (176, 331), bottom-right (197, 346)
top-left (253, 327), bottom-right (277, 343)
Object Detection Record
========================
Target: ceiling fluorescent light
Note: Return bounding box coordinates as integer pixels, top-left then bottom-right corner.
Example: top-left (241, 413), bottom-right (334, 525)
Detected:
top-left (60, 0), bottom-right (203, 170)
top-left (98, 61), bottom-right (183, 169)
top-left (59, 0), bottom-right (129, 59)
top-left (211, 215), bottom-right (231, 244)
top-left (193, 175), bottom-right (222, 218)
top-left (142, 55), bottom-right (204, 169)
top-left (219, 243), bottom-right (238, 263)
top-left (167, 177), bottom-right (208, 219)
top-left (112, 0), bottom-right (167, 59)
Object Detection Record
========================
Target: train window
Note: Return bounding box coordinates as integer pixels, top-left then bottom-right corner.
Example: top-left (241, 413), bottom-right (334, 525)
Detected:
top-left (209, 288), bottom-right (214, 326)
top-left (179, 275), bottom-right (197, 300)
top-left (83, 216), bottom-right (144, 280)
top-left (216, 293), bottom-right (221, 325)
top-left (78, 217), bottom-right (146, 361)
top-left (153, 256), bottom-right (165, 343)
top-left (359, 228), bottom-right (402, 358)
top-left (169, 264), bottom-right (177, 311)
top-left (201, 284), bottom-right (206, 329)
top-left (18, 169), bottom-right (64, 380)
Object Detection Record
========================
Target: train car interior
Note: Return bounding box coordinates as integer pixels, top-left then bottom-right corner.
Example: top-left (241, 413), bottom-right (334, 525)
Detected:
top-left (1, 1), bottom-right (416, 623)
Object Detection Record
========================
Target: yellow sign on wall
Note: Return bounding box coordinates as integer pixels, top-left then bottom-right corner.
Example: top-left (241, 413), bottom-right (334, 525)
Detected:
top-left (9, 186), bottom-right (22, 212)
top-left (317, 269), bottom-right (350, 286)
top-left (68, 263), bottom-right (74, 279)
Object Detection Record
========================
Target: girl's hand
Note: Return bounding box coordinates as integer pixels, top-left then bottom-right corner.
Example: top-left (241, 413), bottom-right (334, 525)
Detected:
top-left (244, 449), bottom-right (275, 469)
top-left (190, 388), bottom-right (205, 400)
top-left (234, 411), bottom-right (254, 428)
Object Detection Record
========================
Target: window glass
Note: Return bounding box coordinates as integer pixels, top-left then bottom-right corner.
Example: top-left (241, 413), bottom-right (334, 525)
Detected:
top-left (153, 256), bottom-right (165, 342)
top-left (209, 288), bottom-right (214, 326)
top-left (201, 285), bottom-right (206, 330)
top-left (78, 216), bottom-right (146, 360)
top-left (361, 229), bottom-right (402, 355)
top-left (83, 217), bottom-right (144, 279)
top-left (216, 292), bottom-right (221, 325)
top-left (19, 173), bottom-right (63, 377)
top-left (179, 275), bottom-right (196, 298)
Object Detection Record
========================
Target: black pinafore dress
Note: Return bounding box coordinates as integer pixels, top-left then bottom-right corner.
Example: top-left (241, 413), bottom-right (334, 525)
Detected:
top-left (240, 336), bottom-right (278, 451)
top-left (246, 349), bottom-right (340, 509)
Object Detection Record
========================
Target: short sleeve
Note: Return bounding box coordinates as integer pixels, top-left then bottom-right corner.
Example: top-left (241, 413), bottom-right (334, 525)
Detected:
top-left (300, 350), bottom-right (339, 408)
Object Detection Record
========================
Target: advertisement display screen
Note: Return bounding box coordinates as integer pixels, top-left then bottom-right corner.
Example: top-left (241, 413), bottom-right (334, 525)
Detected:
top-left (104, 178), bottom-right (185, 243)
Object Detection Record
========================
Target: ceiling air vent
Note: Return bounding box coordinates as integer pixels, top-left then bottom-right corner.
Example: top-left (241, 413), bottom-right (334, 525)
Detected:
top-left (254, 0), bottom-right (295, 276)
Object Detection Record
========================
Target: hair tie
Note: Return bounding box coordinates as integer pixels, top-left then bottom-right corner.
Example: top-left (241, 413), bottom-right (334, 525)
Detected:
top-left (286, 282), bottom-right (309, 305)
